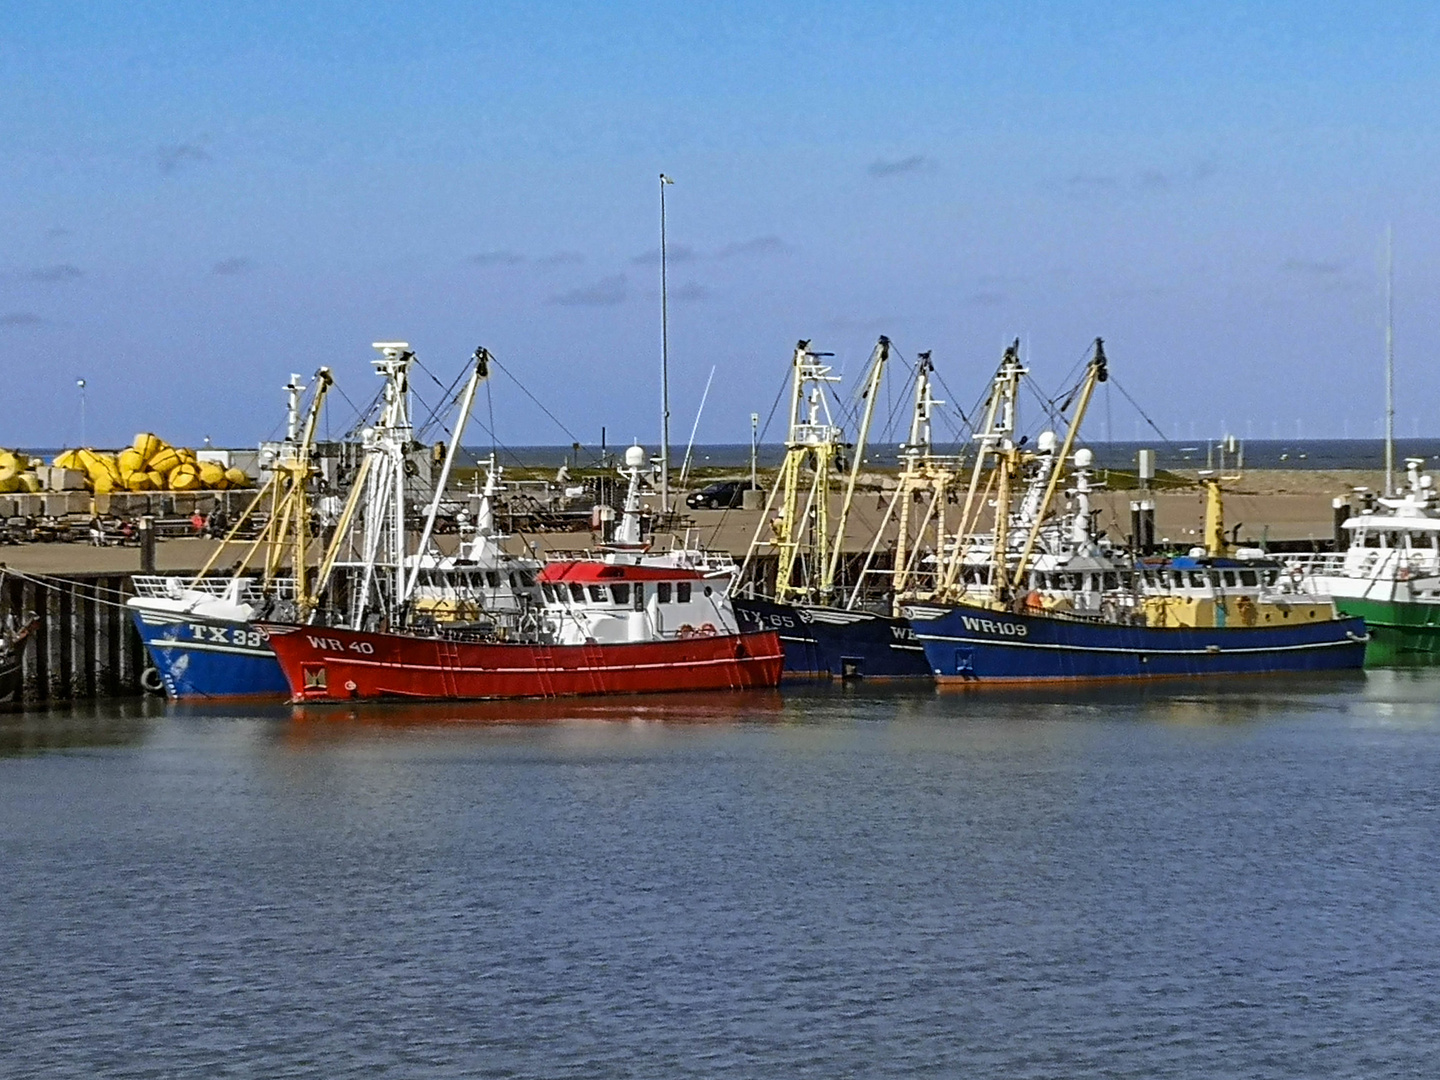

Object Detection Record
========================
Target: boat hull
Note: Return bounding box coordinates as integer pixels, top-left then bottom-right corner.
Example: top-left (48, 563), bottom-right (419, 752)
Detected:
top-left (904, 602), bottom-right (1368, 683)
top-left (131, 609), bottom-right (290, 700)
top-left (262, 624), bottom-right (785, 702)
top-left (1332, 596), bottom-right (1440, 665)
top-left (732, 597), bottom-right (933, 680)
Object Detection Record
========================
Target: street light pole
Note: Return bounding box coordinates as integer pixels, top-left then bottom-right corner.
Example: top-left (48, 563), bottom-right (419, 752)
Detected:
top-left (76, 378), bottom-right (87, 446)
top-left (659, 172), bottom-right (674, 515)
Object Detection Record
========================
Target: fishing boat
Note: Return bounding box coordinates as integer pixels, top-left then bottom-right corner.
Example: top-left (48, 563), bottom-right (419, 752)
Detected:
top-left (128, 368), bottom-right (335, 699)
top-left (264, 559), bottom-right (782, 702)
top-left (265, 364), bottom-right (782, 702)
top-left (1291, 458), bottom-right (1440, 663)
top-left (733, 338), bottom-right (933, 679)
top-left (902, 339), bottom-right (1367, 683)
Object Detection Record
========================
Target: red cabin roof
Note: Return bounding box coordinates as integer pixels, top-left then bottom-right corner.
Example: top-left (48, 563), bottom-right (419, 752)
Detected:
top-left (538, 560), bottom-right (706, 584)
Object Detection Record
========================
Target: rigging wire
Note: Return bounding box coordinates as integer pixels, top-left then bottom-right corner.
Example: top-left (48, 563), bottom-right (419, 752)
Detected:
top-left (490, 358), bottom-right (585, 447)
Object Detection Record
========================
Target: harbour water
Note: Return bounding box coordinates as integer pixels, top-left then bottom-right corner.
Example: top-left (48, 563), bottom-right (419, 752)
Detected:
top-left (4, 674), bottom-right (1439, 1077)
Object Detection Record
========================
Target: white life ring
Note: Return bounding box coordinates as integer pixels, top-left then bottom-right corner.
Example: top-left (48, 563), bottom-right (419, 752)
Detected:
top-left (140, 666), bottom-right (165, 695)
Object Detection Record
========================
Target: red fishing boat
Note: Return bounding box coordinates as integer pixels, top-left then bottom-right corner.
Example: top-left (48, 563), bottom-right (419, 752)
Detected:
top-left (263, 559), bottom-right (783, 702)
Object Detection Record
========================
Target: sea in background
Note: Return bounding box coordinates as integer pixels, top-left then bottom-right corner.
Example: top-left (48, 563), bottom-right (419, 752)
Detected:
top-left (459, 438), bottom-right (1440, 473)
top-left (4, 673), bottom-right (1439, 1077)
top-left (17, 439), bottom-right (1438, 476)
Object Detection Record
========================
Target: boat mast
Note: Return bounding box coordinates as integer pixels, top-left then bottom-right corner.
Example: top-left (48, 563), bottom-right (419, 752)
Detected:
top-left (823, 336), bottom-right (889, 600)
top-left (933, 341), bottom-right (1024, 603)
top-left (851, 350), bottom-right (956, 612)
top-left (1385, 223), bottom-right (1395, 498)
top-left (1009, 339), bottom-right (1108, 597)
top-left (188, 367), bottom-right (333, 605)
top-left (659, 173), bottom-right (674, 515)
top-left (761, 340), bottom-right (843, 604)
top-left (402, 347), bottom-right (490, 607)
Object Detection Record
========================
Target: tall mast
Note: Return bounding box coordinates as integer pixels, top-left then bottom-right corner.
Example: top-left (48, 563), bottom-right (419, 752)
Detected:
top-left (934, 341), bottom-right (1024, 602)
top-left (747, 340), bottom-right (843, 604)
top-left (659, 173), bottom-right (675, 515)
top-left (1385, 223), bottom-right (1395, 498)
top-left (402, 347), bottom-right (490, 606)
top-left (823, 336), bottom-right (889, 599)
top-left (1009, 339), bottom-right (1108, 597)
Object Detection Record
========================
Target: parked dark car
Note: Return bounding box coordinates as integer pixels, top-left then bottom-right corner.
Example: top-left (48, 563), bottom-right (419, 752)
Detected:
top-left (685, 480), bottom-right (757, 510)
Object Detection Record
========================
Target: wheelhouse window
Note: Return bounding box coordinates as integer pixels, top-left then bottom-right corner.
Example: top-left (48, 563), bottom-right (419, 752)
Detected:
top-left (633, 584), bottom-right (645, 609)
top-left (1222, 571), bottom-right (1237, 588)
top-left (541, 584), bottom-right (557, 602)
top-left (1362, 530), bottom-right (1381, 548)
top-left (676, 582), bottom-right (691, 602)
top-left (569, 584), bottom-right (585, 602)
top-left (610, 583), bottom-right (631, 605)
top-left (657, 582), bottom-right (672, 603)
top-left (1239, 570), bottom-right (1258, 587)
top-left (588, 586), bottom-right (607, 603)
top-left (486, 571), bottom-right (501, 588)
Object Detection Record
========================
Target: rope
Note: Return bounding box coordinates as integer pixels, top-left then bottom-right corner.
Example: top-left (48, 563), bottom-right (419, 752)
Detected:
top-left (0, 566), bottom-right (138, 611)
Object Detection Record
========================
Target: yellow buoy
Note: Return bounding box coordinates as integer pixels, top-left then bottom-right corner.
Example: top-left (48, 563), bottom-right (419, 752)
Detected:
top-left (169, 463), bottom-right (201, 491)
top-left (198, 461), bottom-right (225, 487)
top-left (123, 470), bottom-right (155, 492)
top-left (18, 472), bottom-right (42, 493)
top-left (53, 448), bottom-right (84, 471)
top-left (93, 474), bottom-right (115, 494)
top-left (146, 446), bottom-right (182, 475)
top-left (147, 470), bottom-right (166, 489)
top-left (223, 467), bottom-right (249, 488)
top-left (132, 432), bottom-right (163, 461)
top-left (118, 447), bottom-right (145, 474)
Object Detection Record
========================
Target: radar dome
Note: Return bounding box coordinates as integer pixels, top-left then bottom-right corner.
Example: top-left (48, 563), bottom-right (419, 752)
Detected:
top-left (625, 443), bottom-right (649, 469)
top-left (1037, 430), bottom-right (1057, 453)
top-left (1074, 448), bottom-right (1094, 469)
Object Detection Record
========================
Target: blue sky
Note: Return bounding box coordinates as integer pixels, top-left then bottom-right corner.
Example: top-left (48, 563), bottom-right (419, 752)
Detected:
top-left (4, 1), bottom-right (1439, 450)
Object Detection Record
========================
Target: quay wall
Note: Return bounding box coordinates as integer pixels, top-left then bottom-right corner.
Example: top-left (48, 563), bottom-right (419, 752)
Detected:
top-left (2, 572), bottom-right (145, 705)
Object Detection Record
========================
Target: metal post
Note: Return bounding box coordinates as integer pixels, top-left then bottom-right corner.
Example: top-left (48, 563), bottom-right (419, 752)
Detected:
top-left (659, 173), bottom-right (674, 515)
top-left (139, 515), bottom-right (156, 572)
top-left (1385, 223), bottom-right (1395, 497)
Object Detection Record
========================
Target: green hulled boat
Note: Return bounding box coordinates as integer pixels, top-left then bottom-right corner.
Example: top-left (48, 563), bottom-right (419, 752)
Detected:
top-left (1298, 458), bottom-right (1440, 666)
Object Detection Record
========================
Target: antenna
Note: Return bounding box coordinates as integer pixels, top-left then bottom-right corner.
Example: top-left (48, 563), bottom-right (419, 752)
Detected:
top-left (1385, 223), bottom-right (1395, 498)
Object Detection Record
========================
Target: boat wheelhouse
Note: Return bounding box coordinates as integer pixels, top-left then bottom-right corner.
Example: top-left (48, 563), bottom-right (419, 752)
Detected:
top-left (1293, 457), bottom-right (1440, 662)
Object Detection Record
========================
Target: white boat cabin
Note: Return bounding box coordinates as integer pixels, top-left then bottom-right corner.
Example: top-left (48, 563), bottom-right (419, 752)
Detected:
top-left (539, 562), bottom-right (740, 645)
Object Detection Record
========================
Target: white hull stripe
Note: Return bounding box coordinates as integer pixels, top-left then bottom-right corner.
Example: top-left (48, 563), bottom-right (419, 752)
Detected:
top-left (914, 633), bottom-right (1365, 656)
top-left (291, 650), bottom-right (781, 679)
top-left (146, 639), bottom-right (274, 658)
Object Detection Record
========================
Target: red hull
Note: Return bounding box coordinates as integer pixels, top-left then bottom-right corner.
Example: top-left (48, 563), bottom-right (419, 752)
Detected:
top-left (262, 624), bottom-right (785, 702)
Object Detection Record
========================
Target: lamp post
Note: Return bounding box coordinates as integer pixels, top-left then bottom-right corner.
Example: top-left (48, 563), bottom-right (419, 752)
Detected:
top-left (76, 378), bottom-right (87, 446)
top-left (659, 172), bottom-right (674, 515)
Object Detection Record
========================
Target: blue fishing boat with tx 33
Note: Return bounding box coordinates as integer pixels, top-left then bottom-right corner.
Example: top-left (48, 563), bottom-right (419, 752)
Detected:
top-left (129, 581), bottom-right (289, 699)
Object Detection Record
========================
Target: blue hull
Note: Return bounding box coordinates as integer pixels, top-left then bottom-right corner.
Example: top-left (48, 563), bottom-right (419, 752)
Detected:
top-left (131, 609), bottom-right (289, 700)
top-left (904, 602), bottom-right (1368, 682)
top-left (733, 597), bottom-right (933, 679)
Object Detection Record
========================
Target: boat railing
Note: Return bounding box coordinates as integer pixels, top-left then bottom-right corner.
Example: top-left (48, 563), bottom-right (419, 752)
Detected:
top-left (131, 574), bottom-right (298, 603)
